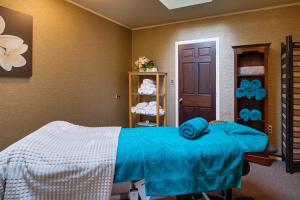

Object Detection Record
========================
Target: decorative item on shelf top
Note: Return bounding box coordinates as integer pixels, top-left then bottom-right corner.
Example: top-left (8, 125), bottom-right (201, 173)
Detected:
top-left (131, 101), bottom-right (164, 116)
top-left (138, 79), bottom-right (156, 95)
top-left (236, 79), bottom-right (266, 101)
top-left (135, 56), bottom-right (158, 72)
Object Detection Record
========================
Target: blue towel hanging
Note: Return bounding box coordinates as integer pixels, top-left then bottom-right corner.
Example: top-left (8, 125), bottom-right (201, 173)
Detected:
top-left (250, 109), bottom-right (262, 121)
top-left (251, 80), bottom-right (262, 90)
top-left (239, 108), bottom-right (250, 122)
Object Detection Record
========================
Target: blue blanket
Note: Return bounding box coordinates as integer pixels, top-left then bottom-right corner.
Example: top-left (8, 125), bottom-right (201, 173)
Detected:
top-left (114, 123), bottom-right (268, 196)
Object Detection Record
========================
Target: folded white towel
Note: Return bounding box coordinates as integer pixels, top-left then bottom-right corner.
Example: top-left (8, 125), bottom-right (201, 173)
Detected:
top-left (239, 66), bottom-right (265, 75)
top-left (143, 79), bottom-right (154, 84)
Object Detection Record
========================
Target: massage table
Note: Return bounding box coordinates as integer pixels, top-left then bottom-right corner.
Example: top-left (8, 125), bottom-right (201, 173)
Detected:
top-left (114, 122), bottom-right (268, 199)
top-left (0, 122), bottom-right (268, 200)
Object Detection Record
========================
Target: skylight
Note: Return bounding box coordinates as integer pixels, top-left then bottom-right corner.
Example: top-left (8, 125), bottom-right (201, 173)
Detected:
top-left (159, 0), bottom-right (213, 10)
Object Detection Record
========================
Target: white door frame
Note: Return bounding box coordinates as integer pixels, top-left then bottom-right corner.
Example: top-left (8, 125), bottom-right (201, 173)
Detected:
top-left (175, 37), bottom-right (220, 126)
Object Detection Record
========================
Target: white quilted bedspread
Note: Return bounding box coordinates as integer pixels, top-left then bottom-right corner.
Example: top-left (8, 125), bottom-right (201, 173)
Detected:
top-left (0, 121), bottom-right (121, 200)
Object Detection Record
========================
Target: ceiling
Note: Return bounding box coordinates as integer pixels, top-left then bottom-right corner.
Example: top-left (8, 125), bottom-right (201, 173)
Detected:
top-left (67, 0), bottom-right (300, 29)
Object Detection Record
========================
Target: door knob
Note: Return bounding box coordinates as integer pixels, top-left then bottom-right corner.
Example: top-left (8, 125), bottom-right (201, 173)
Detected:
top-left (179, 98), bottom-right (183, 103)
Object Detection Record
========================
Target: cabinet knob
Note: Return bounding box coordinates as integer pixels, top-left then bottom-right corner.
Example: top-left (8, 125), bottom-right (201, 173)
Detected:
top-left (179, 98), bottom-right (183, 103)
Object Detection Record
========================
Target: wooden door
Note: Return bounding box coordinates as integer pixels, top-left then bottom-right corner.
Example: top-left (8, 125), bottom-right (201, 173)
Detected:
top-left (179, 41), bottom-right (216, 124)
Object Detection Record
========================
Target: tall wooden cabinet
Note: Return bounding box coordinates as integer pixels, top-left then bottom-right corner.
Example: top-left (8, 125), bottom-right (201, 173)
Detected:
top-left (128, 72), bottom-right (167, 128)
top-left (233, 43), bottom-right (272, 166)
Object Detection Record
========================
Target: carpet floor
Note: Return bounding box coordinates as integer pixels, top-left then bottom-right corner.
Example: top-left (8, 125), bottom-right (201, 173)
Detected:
top-left (233, 161), bottom-right (300, 200)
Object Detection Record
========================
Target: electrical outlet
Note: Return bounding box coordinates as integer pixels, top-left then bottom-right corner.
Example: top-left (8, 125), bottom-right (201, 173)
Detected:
top-left (268, 125), bottom-right (272, 134)
top-left (114, 94), bottom-right (121, 100)
top-left (170, 79), bottom-right (174, 86)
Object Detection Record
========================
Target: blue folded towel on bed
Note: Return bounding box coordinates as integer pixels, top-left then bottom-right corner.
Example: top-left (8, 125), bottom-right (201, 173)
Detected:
top-left (251, 79), bottom-right (262, 90)
top-left (236, 88), bottom-right (246, 98)
top-left (250, 109), bottom-right (262, 121)
top-left (255, 88), bottom-right (267, 101)
top-left (240, 79), bottom-right (251, 90)
top-left (179, 117), bottom-right (209, 139)
top-left (239, 108), bottom-right (250, 122)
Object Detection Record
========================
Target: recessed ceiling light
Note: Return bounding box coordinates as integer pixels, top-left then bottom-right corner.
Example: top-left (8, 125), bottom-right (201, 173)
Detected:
top-left (159, 0), bottom-right (213, 10)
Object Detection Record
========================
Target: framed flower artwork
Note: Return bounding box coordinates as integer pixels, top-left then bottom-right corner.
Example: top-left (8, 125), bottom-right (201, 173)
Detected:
top-left (0, 6), bottom-right (32, 77)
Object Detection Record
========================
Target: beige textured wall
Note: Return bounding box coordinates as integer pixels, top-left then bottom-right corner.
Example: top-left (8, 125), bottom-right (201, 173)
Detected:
top-left (132, 6), bottom-right (300, 152)
top-left (0, 0), bottom-right (131, 150)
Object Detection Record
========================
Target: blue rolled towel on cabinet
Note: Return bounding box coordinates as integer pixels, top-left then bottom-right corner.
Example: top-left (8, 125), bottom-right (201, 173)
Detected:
top-left (255, 88), bottom-right (267, 101)
top-left (237, 79), bottom-right (266, 100)
top-left (236, 88), bottom-right (246, 98)
top-left (240, 79), bottom-right (251, 90)
top-left (239, 108), bottom-right (250, 122)
top-left (179, 117), bottom-right (209, 140)
top-left (251, 79), bottom-right (262, 90)
top-left (246, 88), bottom-right (257, 99)
top-left (250, 109), bottom-right (262, 121)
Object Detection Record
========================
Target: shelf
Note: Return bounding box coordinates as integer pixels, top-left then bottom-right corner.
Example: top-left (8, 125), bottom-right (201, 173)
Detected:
top-left (233, 43), bottom-right (269, 144)
top-left (237, 118), bottom-right (265, 122)
top-left (237, 74), bottom-right (265, 77)
top-left (136, 121), bottom-right (157, 127)
top-left (129, 72), bottom-right (167, 76)
top-left (132, 92), bottom-right (165, 97)
top-left (129, 71), bottom-right (167, 128)
top-left (133, 113), bottom-right (165, 117)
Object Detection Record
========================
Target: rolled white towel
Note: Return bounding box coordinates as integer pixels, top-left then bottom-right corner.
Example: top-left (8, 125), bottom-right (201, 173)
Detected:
top-left (136, 102), bottom-right (148, 109)
top-left (160, 109), bottom-right (164, 115)
top-left (138, 87), bottom-right (156, 95)
top-left (141, 85), bottom-right (155, 91)
top-left (148, 109), bottom-right (164, 116)
top-left (138, 88), bottom-right (143, 94)
top-left (140, 83), bottom-right (156, 90)
top-left (131, 106), bottom-right (136, 113)
top-left (133, 101), bottom-right (164, 116)
top-left (135, 108), bottom-right (164, 116)
top-left (148, 88), bottom-right (155, 95)
top-left (149, 101), bottom-right (157, 106)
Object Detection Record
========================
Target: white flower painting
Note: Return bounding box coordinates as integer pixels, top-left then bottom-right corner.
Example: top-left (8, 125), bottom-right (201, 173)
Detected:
top-left (0, 15), bottom-right (28, 72)
top-left (0, 6), bottom-right (32, 77)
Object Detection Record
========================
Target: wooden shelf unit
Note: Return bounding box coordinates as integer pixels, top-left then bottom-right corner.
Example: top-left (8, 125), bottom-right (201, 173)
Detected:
top-left (233, 43), bottom-right (272, 166)
top-left (128, 72), bottom-right (167, 128)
